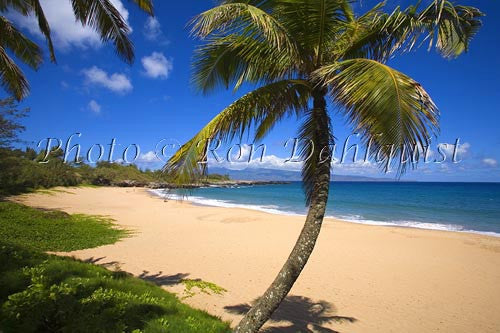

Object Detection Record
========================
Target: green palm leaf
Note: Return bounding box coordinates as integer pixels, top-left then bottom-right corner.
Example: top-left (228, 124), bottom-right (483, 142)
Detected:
top-left (0, 16), bottom-right (42, 70)
top-left (192, 34), bottom-right (295, 93)
top-left (0, 16), bottom-right (42, 100)
top-left (191, 2), bottom-right (290, 44)
top-left (129, 0), bottom-right (153, 15)
top-left (0, 46), bottom-right (29, 100)
top-left (274, 0), bottom-right (345, 65)
top-left (0, 0), bottom-right (55, 62)
top-left (314, 58), bottom-right (439, 173)
top-left (190, 3), bottom-right (298, 66)
top-left (418, 1), bottom-right (483, 58)
top-left (339, 1), bottom-right (483, 62)
top-left (164, 79), bottom-right (311, 183)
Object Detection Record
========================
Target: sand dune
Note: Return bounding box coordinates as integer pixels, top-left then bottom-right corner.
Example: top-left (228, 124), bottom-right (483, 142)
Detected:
top-left (15, 187), bottom-right (500, 332)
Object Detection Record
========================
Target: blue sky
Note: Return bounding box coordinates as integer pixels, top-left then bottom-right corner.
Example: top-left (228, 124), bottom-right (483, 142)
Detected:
top-left (4, 0), bottom-right (500, 182)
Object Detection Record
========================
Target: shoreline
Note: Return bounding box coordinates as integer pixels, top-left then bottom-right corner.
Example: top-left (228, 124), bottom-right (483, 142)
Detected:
top-left (147, 188), bottom-right (500, 238)
top-left (13, 187), bottom-right (500, 332)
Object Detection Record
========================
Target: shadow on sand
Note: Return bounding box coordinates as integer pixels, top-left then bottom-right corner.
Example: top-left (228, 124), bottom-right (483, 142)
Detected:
top-left (224, 295), bottom-right (356, 333)
top-left (82, 257), bottom-right (190, 287)
top-left (83, 256), bottom-right (121, 269)
top-left (138, 271), bottom-right (190, 286)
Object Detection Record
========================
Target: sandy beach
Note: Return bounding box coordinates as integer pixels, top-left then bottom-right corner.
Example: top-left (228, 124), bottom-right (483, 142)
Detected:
top-left (14, 187), bottom-right (500, 333)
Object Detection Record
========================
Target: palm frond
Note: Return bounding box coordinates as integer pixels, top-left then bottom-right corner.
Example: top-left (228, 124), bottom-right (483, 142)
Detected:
top-left (191, 2), bottom-right (286, 43)
top-left (0, 16), bottom-right (42, 69)
top-left (331, 1), bottom-right (387, 61)
top-left (339, 1), bottom-right (482, 62)
top-left (0, 0), bottom-right (30, 13)
top-left (29, 0), bottom-right (56, 62)
top-left (0, 0), bottom-right (55, 62)
top-left (0, 45), bottom-right (29, 100)
top-left (314, 58), bottom-right (439, 174)
top-left (192, 34), bottom-right (295, 93)
top-left (190, 3), bottom-right (298, 65)
top-left (274, 0), bottom-right (345, 67)
top-left (164, 80), bottom-right (311, 184)
top-left (340, 0), bottom-right (354, 22)
top-left (71, 0), bottom-right (134, 64)
top-left (129, 0), bottom-right (153, 15)
top-left (418, 2), bottom-right (483, 58)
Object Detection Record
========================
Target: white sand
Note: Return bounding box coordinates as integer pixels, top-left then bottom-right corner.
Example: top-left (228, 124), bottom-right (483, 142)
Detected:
top-left (15, 187), bottom-right (500, 332)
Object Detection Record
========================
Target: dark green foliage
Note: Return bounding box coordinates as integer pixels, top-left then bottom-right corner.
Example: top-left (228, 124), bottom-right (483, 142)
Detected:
top-left (0, 202), bottom-right (127, 252)
top-left (80, 161), bottom-right (158, 185)
top-left (0, 147), bottom-right (232, 196)
top-left (0, 97), bottom-right (28, 147)
top-left (0, 149), bottom-right (148, 195)
top-left (0, 243), bottom-right (231, 333)
top-left (0, 148), bottom-right (80, 195)
top-left (204, 173), bottom-right (230, 182)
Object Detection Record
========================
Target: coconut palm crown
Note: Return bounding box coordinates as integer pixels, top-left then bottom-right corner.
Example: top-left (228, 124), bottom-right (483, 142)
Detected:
top-left (0, 0), bottom-right (154, 100)
top-left (166, 0), bottom-right (482, 332)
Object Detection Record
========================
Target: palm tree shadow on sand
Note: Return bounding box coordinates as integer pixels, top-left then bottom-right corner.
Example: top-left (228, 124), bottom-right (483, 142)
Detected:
top-left (83, 258), bottom-right (190, 287)
top-left (224, 295), bottom-right (356, 333)
top-left (138, 271), bottom-right (190, 286)
top-left (83, 256), bottom-right (121, 269)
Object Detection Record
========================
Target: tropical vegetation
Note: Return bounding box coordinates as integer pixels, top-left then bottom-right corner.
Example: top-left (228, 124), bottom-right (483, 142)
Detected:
top-left (164, 0), bottom-right (483, 331)
top-left (0, 147), bottom-right (231, 195)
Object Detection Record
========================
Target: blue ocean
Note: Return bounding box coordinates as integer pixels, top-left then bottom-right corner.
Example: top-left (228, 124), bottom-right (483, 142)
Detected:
top-left (151, 182), bottom-right (500, 236)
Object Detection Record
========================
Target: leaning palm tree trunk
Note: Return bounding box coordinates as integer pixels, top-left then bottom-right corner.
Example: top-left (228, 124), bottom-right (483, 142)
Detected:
top-left (170, 2), bottom-right (482, 332)
top-left (234, 91), bottom-right (332, 333)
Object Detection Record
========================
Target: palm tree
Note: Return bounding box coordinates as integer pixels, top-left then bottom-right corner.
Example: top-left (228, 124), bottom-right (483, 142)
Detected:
top-left (0, 0), bottom-right (154, 100)
top-left (165, 0), bottom-right (482, 332)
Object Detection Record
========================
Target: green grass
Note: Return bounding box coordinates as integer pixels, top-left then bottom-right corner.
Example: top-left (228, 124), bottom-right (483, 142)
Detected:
top-left (181, 279), bottom-right (228, 300)
top-left (0, 243), bottom-right (232, 333)
top-left (0, 201), bottom-right (128, 252)
top-left (75, 183), bottom-right (101, 188)
top-left (0, 202), bottom-right (231, 332)
top-left (34, 188), bottom-right (76, 195)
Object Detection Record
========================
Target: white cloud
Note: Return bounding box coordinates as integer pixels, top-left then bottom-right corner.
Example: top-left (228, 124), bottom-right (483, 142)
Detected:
top-left (208, 145), bottom-right (299, 171)
top-left (212, 155), bottom-right (302, 172)
top-left (88, 100), bottom-right (101, 114)
top-left (482, 158), bottom-right (498, 167)
top-left (141, 52), bottom-right (173, 79)
top-left (143, 17), bottom-right (161, 40)
top-left (143, 17), bottom-right (169, 45)
top-left (137, 151), bottom-right (161, 163)
top-left (82, 66), bottom-right (132, 93)
top-left (208, 144), bottom-right (379, 174)
top-left (10, 0), bottom-right (130, 51)
top-left (437, 141), bottom-right (470, 161)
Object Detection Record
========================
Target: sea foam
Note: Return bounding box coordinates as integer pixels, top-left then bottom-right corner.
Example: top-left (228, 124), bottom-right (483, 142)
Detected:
top-left (148, 188), bottom-right (500, 237)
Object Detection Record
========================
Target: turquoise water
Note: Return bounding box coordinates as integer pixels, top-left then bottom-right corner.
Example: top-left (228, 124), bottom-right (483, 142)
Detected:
top-left (151, 182), bottom-right (500, 236)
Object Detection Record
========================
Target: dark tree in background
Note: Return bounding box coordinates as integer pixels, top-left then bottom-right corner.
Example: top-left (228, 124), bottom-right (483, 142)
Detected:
top-left (0, 97), bottom-right (27, 148)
